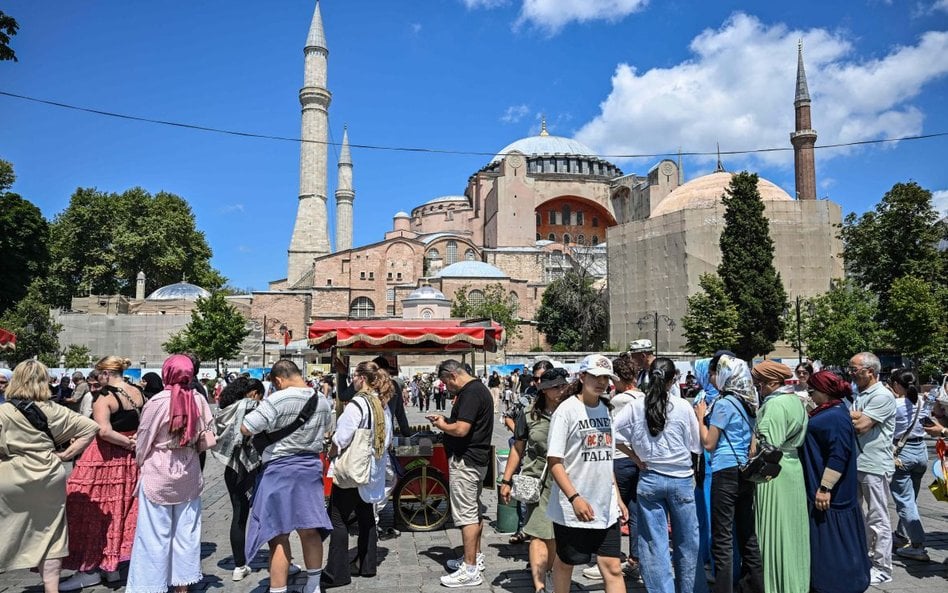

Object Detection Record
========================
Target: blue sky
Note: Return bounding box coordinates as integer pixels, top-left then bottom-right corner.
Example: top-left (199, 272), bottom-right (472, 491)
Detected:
top-left (3, 0), bottom-right (947, 291)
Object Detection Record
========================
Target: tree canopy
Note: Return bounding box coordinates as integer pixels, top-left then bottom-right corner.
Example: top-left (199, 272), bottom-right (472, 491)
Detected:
top-left (681, 273), bottom-right (740, 356)
top-left (0, 161), bottom-right (50, 315)
top-left (535, 270), bottom-right (608, 351)
top-left (163, 293), bottom-right (250, 375)
top-left (886, 275), bottom-right (948, 375)
top-left (801, 280), bottom-right (887, 368)
top-left (450, 283), bottom-right (521, 340)
top-left (46, 187), bottom-right (225, 307)
top-left (63, 344), bottom-right (93, 368)
top-left (0, 281), bottom-right (63, 367)
top-left (0, 10), bottom-right (18, 62)
top-left (717, 171), bottom-right (788, 360)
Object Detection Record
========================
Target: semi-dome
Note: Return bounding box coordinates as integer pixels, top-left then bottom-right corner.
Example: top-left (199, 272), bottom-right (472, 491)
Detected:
top-left (435, 261), bottom-right (507, 279)
top-left (651, 171), bottom-right (793, 217)
top-left (403, 285), bottom-right (449, 302)
top-left (491, 134), bottom-right (597, 164)
top-left (145, 281), bottom-right (211, 301)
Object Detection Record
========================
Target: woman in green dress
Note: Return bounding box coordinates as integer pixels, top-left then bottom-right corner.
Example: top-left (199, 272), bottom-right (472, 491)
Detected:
top-left (750, 361), bottom-right (809, 593)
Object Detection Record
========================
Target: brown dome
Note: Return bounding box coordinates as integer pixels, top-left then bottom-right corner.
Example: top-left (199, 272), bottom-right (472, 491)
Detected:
top-left (651, 171), bottom-right (793, 217)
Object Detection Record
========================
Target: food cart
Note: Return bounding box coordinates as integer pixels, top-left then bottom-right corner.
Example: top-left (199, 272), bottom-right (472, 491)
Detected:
top-left (308, 319), bottom-right (504, 531)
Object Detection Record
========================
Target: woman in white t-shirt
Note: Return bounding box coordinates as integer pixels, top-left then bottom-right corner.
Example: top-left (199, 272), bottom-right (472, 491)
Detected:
top-left (546, 354), bottom-right (628, 593)
top-left (615, 357), bottom-right (701, 593)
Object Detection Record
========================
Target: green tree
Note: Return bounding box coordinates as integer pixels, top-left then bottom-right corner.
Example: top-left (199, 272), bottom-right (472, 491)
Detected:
top-left (0, 281), bottom-right (62, 366)
top-left (535, 270), bottom-right (608, 351)
top-left (681, 273), bottom-right (740, 356)
top-left (0, 10), bottom-right (18, 62)
top-left (162, 292), bottom-right (250, 375)
top-left (886, 275), bottom-right (948, 365)
top-left (63, 344), bottom-right (93, 368)
top-left (840, 182), bottom-right (944, 315)
top-left (46, 187), bottom-right (225, 307)
top-left (717, 171), bottom-right (788, 360)
top-left (0, 161), bottom-right (50, 314)
top-left (801, 280), bottom-right (887, 367)
top-left (451, 283), bottom-right (521, 340)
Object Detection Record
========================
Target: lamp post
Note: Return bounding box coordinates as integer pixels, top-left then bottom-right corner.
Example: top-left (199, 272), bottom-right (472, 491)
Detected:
top-left (279, 323), bottom-right (289, 359)
top-left (140, 355), bottom-right (147, 370)
top-left (59, 354), bottom-right (66, 371)
top-left (636, 312), bottom-right (676, 358)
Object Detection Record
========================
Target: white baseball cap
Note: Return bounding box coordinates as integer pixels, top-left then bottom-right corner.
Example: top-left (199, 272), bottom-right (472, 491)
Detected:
top-left (577, 354), bottom-right (618, 380)
top-left (627, 338), bottom-right (653, 354)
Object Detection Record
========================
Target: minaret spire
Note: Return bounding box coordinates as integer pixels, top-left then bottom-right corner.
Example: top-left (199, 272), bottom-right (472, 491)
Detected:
top-left (288, 1), bottom-right (333, 284)
top-left (714, 142), bottom-right (725, 172)
top-left (335, 126), bottom-right (354, 252)
top-left (791, 40), bottom-right (818, 200)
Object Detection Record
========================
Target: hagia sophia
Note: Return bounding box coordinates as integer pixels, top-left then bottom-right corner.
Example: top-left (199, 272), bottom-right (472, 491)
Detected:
top-left (57, 1), bottom-right (843, 363)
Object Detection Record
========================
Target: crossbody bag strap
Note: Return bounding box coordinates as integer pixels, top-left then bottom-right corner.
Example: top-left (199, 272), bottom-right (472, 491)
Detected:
top-left (894, 396), bottom-right (924, 456)
top-left (258, 391), bottom-right (321, 447)
top-left (719, 395), bottom-right (753, 457)
top-left (7, 400), bottom-right (58, 447)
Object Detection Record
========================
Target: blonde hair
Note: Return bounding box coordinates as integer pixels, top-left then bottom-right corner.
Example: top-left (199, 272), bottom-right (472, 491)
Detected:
top-left (95, 356), bottom-right (132, 374)
top-left (7, 360), bottom-right (52, 402)
top-left (353, 361), bottom-right (392, 458)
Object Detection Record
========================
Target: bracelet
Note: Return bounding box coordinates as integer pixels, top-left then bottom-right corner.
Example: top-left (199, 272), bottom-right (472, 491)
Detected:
top-left (567, 492), bottom-right (581, 503)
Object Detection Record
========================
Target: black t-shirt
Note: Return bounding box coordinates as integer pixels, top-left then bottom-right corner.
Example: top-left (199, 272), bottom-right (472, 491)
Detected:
top-left (443, 378), bottom-right (494, 467)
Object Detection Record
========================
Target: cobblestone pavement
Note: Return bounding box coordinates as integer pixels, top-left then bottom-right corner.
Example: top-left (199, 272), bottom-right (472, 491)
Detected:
top-left (2, 403), bottom-right (946, 593)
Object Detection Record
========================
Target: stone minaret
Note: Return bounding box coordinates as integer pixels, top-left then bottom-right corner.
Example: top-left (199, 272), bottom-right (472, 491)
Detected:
top-left (335, 126), bottom-right (354, 251)
top-left (135, 271), bottom-right (146, 300)
top-left (791, 41), bottom-right (818, 200)
top-left (287, 1), bottom-right (332, 284)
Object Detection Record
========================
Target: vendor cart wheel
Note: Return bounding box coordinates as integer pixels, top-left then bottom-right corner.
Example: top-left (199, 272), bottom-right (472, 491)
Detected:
top-left (393, 466), bottom-right (450, 532)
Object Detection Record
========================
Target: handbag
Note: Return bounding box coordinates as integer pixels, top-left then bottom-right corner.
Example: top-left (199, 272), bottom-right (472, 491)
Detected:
top-left (719, 395), bottom-right (784, 483)
top-left (333, 396), bottom-right (375, 489)
top-left (510, 452), bottom-right (549, 504)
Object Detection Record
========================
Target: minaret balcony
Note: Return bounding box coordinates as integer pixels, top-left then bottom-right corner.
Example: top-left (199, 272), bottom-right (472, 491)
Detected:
top-left (790, 129), bottom-right (817, 141)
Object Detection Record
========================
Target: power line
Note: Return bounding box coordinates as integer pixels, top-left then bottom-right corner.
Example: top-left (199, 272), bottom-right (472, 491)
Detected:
top-left (2, 89), bottom-right (947, 161)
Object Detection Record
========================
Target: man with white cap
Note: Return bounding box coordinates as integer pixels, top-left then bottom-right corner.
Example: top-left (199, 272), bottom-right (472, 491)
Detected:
top-left (626, 340), bottom-right (655, 390)
top-left (0, 368), bottom-right (10, 403)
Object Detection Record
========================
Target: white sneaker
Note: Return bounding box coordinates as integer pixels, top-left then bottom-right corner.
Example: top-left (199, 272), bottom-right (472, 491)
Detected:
top-left (59, 571), bottom-right (102, 591)
top-left (869, 568), bottom-right (892, 584)
top-left (232, 565), bottom-right (252, 581)
top-left (446, 552), bottom-right (484, 572)
top-left (440, 566), bottom-right (483, 588)
top-left (582, 564), bottom-right (602, 580)
top-left (895, 546), bottom-right (930, 562)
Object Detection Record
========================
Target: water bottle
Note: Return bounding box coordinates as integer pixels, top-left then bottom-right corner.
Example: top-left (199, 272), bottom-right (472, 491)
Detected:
top-left (922, 386), bottom-right (937, 418)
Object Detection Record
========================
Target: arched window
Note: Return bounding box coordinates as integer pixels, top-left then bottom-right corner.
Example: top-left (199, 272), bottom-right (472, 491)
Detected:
top-left (562, 205), bottom-right (572, 226)
top-left (421, 308), bottom-right (434, 319)
top-left (536, 212), bottom-right (541, 226)
top-left (464, 248), bottom-right (476, 261)
top-left (576, 210), bottom-right (584, 225)
top-left (426, 248), bottom-right (440, 260)
top-left (592, 216), bottom-right (599, 227)
top-left (508, 291), bottom-right (519, 308)
top-left (563, 233), bottom-right (572, 244)
top-left (349, 297), bottom-right (375, 318)
top-left (548, 233), bottom-right (556, 242)
top-left (577, 234), bottom-right (586, 245)
top-left (536, 233), bottom-right (542, 241)
top-left (446, 241), bottom-right (458, 265)
top-left (592, 236), bottom-right (600, 245)
top-left (468, 289), bottom-right (485, 308)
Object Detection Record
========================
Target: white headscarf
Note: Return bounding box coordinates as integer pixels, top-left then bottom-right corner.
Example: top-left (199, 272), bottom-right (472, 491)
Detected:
top-left (716, 355), bottom-right (758, 414)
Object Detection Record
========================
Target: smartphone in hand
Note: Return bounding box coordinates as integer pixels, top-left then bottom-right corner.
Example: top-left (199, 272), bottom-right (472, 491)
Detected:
top-left (920, 417), bottom-right (936, 427)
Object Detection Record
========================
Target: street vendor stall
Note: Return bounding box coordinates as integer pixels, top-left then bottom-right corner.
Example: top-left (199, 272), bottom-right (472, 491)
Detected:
top-left (0, 327), bottom-right (15, 352)
top-left (308, 318), bottom-right (504, 531)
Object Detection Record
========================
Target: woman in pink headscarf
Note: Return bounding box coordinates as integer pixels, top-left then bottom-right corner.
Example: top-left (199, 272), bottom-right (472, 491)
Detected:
top-left (125, 355), bottom-right (216, 593)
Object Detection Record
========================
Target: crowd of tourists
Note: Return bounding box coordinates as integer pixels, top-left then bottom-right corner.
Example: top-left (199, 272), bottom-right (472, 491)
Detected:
top-left (0, 340), bottom-right (946, 593)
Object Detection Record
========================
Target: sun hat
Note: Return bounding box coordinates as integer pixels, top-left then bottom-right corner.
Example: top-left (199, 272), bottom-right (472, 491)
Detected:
top-left (627, 339), bottom-right (653, 354)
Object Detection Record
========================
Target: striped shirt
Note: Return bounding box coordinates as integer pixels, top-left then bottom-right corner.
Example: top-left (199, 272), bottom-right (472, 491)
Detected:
top-left (242, 386), bottom-right (332, 463)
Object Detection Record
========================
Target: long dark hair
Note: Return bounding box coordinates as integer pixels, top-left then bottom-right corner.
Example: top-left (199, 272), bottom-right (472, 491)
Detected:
top-left (890, 368), bottom-right (919, 404)
top-left (532, 368), bottom-right (569, 420)
top-left (644, 357), bottom-right (677, 437)
top-left (218, 376), bottom-right (265, 409)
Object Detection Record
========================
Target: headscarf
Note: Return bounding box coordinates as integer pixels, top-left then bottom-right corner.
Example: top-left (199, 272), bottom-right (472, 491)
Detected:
top-left (693, 358), bottom-right (718, 404)
top-left (163, 354), bottom-right (200, 447)
top-left (716, 354), bottom-right (758, 414)
top-left (808, 370), bottom-right (851, 402)
top-left (141, 372), bottom-right (164, 399)
top-left (751, 361), bottom-right (793, 384)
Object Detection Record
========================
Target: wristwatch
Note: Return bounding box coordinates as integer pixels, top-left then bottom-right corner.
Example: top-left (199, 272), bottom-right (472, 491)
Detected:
top-left (500, 478), bottom-right (512, 486)
top-left (817, 485), bottom-right (831, 494)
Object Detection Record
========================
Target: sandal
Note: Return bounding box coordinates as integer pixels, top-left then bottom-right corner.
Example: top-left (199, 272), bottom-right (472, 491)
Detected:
top-left (508, 531), bottom-right (531, 544)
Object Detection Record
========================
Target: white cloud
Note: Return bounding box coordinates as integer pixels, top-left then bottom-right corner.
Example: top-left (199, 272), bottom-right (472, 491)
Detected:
top-left (934, 0), bottom-right (948, 13)
top-left (237, 245), bottom-right (253, 253)
top-left (500, 104), bottom-right (530, 123)
top-left (462, 0), bottom-right (648, 33)
top-left (933, 190), bottom-right (948, 216)
top-left (220, 203), bottom-right (245, 214)
top-left (574, 14), bottom-right (948, 172)
top-left (410, 22), bottom-right (422, 34)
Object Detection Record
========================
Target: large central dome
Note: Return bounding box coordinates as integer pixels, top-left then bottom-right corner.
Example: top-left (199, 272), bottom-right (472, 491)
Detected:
top-left (491, 134), bottom-right (597, 164)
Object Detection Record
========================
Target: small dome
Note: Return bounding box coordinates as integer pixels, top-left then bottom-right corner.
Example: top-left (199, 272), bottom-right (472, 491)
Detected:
top-left (404, 285), bottom-right (449, 302)
top-left (651, 171), bottom-right (793, 217)
top-left (491, 135), bottom-right (597, 164)
top-left (146, 281), bottom-right (211, 301)
top-left (436, 261), bottom-right (507, 279)
top-left (394, 211), bottom-right (410, 218)
top-left (423, 195), bottom-right (468, 206)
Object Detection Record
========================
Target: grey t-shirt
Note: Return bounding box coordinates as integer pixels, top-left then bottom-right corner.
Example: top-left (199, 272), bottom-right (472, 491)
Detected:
top-left (853, 381), bottom-right (897, 476)
top-left (242, 386), bottom-right (332, 463)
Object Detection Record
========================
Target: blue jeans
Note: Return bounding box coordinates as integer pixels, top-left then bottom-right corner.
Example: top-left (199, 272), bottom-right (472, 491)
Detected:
top-left (636, 470), bottom-right (699, 593)
top-left (614, 457), bottom-right (639, 559)
top-left (890, 439), bottom-right (928, 545)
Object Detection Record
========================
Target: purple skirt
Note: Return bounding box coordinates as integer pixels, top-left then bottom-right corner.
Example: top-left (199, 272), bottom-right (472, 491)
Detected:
top-left (245, 454), bottom-right (331, 562)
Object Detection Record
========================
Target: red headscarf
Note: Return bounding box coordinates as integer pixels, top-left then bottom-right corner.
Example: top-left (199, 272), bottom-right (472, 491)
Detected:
top-left (807, 370), bottom-right (852, 416)
top-left (163, 354), bottom-right (199, 447)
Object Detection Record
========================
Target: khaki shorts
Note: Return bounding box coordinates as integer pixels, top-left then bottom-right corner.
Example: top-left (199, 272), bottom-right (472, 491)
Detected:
top-left (449, 456), bottom-right (487, 527)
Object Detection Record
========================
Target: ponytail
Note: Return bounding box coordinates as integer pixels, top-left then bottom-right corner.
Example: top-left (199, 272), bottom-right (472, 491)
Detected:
top-left (644, 357), bottom-right (676, 437)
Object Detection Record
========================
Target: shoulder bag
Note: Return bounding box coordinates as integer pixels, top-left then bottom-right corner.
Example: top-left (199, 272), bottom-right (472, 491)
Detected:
top-left (251, 391), bottom-right (321, 455)
top-left (511, 462), bottom-right (548, 504)
top-left (333, 395), bottom-right (375, 488)
top-left (720, 395), bottom-right (783, 483)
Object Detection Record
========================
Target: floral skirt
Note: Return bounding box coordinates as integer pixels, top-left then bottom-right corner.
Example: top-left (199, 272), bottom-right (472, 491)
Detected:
top-left (63, 433), bottom-right (140, 572)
